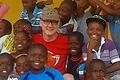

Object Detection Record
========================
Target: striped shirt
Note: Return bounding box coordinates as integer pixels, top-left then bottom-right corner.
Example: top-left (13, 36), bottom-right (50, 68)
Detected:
top-left (20, 6), bottom-right (42, 31)
top-left (82, 37), bottom-right (120, 67)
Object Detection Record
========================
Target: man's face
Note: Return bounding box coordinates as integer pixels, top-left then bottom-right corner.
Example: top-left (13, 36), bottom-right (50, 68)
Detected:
top-left (40, 20), bottom-right (58, 36)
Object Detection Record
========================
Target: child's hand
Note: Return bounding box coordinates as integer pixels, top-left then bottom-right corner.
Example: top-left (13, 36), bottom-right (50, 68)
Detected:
top-left (103, 76), bottom-right (111, 80)
top-left (37, 1), bottom-right (45, 9)
top-left (65, 24), bottom-right (74, 33)
top-left (88, 35), bottom-right (100, 52)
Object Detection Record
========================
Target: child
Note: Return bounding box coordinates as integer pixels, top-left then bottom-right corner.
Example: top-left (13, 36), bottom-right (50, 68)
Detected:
top-left (21, 0), bottom-right (42, 33)
top-left (14, 54), bottom-right (29, 78)
top-left (67, 32), bottom-right (85, 80)
top-left (58, 0), bottom-right (78, 34)
top-left (13, 19), bottom-right (32, 37)
top-left (19, 44), bottom-right (64, 80)
top-left (0, 19), bottom-right (14, 53)
top-left (82, 15), bottom-right (120, 79)
top-left (0, 53), bottom-right (15, 80)
top-left (75, 0), bottom-right (94, 43)
top-left (90, 0), bottom-right (120, 57)
top-left (11, 31), bottom-right (31, 58)
top-left (89, 59), bottom-right (111, 80)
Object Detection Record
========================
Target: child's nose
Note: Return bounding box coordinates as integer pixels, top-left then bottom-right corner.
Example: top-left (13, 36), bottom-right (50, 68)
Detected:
top-left (35, 56), bottom-right (40, 61)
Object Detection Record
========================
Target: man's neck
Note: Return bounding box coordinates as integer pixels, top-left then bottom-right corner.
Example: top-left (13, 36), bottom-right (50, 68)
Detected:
top-left (43, 33), bottom-right (58, 42)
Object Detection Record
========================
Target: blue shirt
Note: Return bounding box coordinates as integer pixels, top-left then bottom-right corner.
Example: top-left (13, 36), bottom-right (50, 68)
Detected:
top-left (20, 6), bottom-right (42, 31)
top-left (19, 68), bottom-right (64, 80)
top-left (109, 16), bottom-right (120, 55)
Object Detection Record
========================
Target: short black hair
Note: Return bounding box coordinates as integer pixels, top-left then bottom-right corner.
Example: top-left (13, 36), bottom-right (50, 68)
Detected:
top-left (60, 0), bottom-right (77, 14)
top-left (0, 53), bottom-right (15, 68)
top-left (14, 19), bottom-right (32, 27)
top-left (68, 31), bottom-right (84, 42)
top-left (0, 19), bottom-right (12, 33)
top-left (28, 44), bottom-right (48, 55)
top-left (90, 59), bottom-right (105, 70)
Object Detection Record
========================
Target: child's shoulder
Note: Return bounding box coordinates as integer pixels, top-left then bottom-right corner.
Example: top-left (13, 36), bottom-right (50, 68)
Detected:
top-left (103, 39), bottom-right (118, 50)
top-left (19, 71), bottom-right (30, 80)
top-left (45, 68), bottom-right (61, 74)
top-left (104, 39), bottom-right (115, 46)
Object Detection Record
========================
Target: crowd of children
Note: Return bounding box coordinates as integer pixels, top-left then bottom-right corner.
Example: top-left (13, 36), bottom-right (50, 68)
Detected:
top-left (0, 0), bottom-right (120, 80)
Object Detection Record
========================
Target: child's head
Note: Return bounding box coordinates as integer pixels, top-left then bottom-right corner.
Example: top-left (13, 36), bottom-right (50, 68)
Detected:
top-left (22, 0), bottom-right (37, 11)
top-left (58, 0), bottom-right (77, 20)
top-left (15, 54), bottom-right (29, 76)
top-left (28, 44), bottom-right (48, 74)
top-left (13, 19), bottom-right (32, 35)
top-left (74, 0), bottom-right (89, 12)
top-left (86, 15), bottom-right (106, 41)
top-left (0, 53), bottom-right (14, 78)
top-left (0, 19), bottom-right (12, 37)
top-left (63, 73), bottom-right (74, 80)
top-left (68, 32), bottom-right (84, 56)
top-left (90, 59), bottom-right (106, 80)
top-left (14, 31), bottom-right (31, 52)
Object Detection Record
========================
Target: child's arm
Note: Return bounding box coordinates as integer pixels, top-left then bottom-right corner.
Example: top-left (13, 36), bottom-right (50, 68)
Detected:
top-left (37, 0), bottom-right (53, 9)
top-left (0, 3), bottom-right (9, 19)
top-left (106, 62), bottom-right (120, 74)
top-left (85, 37), bottom-right (100, 75)
top-left (103, 76), bottom-right (111, 80)
top-left (88, 0), bottom-right (100, 15)
top-left (91, 0), bottom-right (120, 16)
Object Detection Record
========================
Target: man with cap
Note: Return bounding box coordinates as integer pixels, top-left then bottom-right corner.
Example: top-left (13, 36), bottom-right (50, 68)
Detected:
top-left (32, 7), bottom-right (68, 74)
top-left (82, 15), bottom-right (120, 78)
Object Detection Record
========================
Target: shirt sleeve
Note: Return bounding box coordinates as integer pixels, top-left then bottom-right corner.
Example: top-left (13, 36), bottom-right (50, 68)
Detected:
top-left (109, 41), bottom-right (120, 63)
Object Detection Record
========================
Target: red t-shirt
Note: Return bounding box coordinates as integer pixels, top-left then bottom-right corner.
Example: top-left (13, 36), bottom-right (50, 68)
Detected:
top-left (32, 34), bottom-right (68, 74)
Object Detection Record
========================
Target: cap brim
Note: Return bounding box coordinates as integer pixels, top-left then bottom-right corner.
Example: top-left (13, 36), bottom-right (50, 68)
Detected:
top-left (86, 18), bottom-right (106, 28)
